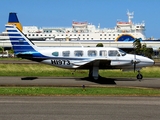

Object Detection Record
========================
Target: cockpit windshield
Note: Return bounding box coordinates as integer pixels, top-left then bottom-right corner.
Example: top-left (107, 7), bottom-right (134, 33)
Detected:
top-left (119, 49), bottom-right (126, 56)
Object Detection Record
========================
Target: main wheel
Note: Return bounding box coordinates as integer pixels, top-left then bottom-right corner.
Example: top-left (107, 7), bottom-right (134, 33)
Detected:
top-left (136, 74), bottom-right (143, 80)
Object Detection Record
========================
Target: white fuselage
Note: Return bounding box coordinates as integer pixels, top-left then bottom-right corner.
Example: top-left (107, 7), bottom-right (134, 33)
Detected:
top-left (36, 46), bottom-right (154, 70)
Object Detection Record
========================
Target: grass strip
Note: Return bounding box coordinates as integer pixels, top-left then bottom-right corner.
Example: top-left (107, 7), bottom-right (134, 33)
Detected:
top-left (0, 64), bottom-right (160, 77)
top-left (0, 87), bottom-right (160, 96)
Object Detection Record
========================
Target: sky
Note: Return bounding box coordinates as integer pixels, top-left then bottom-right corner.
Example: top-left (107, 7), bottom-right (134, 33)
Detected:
top-left (0, 0), bottom-right (160, 39)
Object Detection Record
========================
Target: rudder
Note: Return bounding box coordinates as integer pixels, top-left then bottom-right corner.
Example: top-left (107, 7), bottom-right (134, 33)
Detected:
top-left (6, 25), bottom-right (37, 55)
top-left (7, 13), bottom-right (22, 31)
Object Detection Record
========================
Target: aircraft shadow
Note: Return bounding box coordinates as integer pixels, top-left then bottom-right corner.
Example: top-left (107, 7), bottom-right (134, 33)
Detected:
top-left (76, 76), bottom-right (116, 85)
top-left (21, 77), bottom-right (38, 80)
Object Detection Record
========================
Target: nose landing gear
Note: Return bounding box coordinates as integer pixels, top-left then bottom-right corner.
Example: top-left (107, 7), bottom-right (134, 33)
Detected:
top-left (136, 70), bottom-right (143, 81)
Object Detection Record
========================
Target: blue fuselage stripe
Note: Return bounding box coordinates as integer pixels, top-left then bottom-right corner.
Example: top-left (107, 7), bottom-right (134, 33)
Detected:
top-left (8, 34), bottom-right (21, 36)
top-left (11, 42), bottom-right (30, 45)
top-left (7, 30), bottom-right (18, 32)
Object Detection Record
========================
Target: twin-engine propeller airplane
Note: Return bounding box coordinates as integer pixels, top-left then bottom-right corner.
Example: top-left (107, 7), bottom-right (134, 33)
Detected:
top-left (5, 24), bottom-right (154, 80)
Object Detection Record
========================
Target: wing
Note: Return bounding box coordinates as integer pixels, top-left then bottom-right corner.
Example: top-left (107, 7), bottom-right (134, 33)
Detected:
top-left (72, 58), bottom-right (132, 69)
top-left (72, 59), bottom-right (110, 69)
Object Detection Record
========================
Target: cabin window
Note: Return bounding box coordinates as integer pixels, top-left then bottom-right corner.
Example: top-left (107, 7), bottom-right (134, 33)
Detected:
top-left (74, 50), bottom-right (83, 57)
top-left (99, 50), bottom-right (107, 56)
top-left (52, 52), bottom-right (59, 56)
top-left (62, 51), bottom-right (70, 57)
top-left (108, 50), bottom-right (119, 57)
top-left (88, 50), bottom-right (97, 57)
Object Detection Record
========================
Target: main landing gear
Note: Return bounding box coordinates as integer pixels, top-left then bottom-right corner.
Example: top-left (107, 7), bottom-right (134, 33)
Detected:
top-left (88, 61), bottom-right (100, 80)
top-left (136, 70), bottom-right (143, 81)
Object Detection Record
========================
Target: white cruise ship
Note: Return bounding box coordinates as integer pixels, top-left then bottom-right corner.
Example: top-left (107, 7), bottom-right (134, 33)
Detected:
top-left (0, 11), bottom-right (146, 41)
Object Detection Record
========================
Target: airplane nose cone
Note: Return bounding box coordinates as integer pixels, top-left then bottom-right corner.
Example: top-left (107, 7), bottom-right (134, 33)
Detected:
top-left (135, 55), bottom-right (155, 67)
top-left (145, 58), bottom-right (155, 66)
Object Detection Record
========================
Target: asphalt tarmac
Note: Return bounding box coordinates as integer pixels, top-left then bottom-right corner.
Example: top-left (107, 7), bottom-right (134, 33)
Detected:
top-left (0, 76), bottom-right (159, 89)
top-left (0, 96), bottom-right (160, 120)
top-left (0, 77), bottom-right (160, 120)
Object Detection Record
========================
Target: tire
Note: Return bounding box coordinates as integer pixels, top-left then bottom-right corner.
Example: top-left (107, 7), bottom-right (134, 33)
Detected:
top-left (137, 74), bottom-right (143, 80)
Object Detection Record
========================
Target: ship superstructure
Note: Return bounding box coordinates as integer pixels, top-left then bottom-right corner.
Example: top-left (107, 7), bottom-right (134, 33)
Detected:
top-left (0, 11), bottom-right (146, 41)
top-left (22, 11), bottom-right (146, 41)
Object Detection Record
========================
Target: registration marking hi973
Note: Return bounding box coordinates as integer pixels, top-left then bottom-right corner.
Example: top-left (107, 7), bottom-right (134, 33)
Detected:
top-left (51, 59), bottom-right (70, 65)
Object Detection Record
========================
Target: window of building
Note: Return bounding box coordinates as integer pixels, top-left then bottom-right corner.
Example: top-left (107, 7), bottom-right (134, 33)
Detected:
top-left (88, 50), bottom-right (97, 57)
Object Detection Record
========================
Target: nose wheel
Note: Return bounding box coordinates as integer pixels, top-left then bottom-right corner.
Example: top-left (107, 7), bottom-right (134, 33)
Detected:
top-left (136, 70), bottom-right (143, 80)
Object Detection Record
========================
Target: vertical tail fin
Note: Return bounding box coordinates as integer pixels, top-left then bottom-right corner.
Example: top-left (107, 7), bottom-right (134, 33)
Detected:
top-left (7, 13), bottom-right (23, 32)
top-left (6, 25), bottom-right (46, 60)
top-left (6, 25), bottom-right (37, 55)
